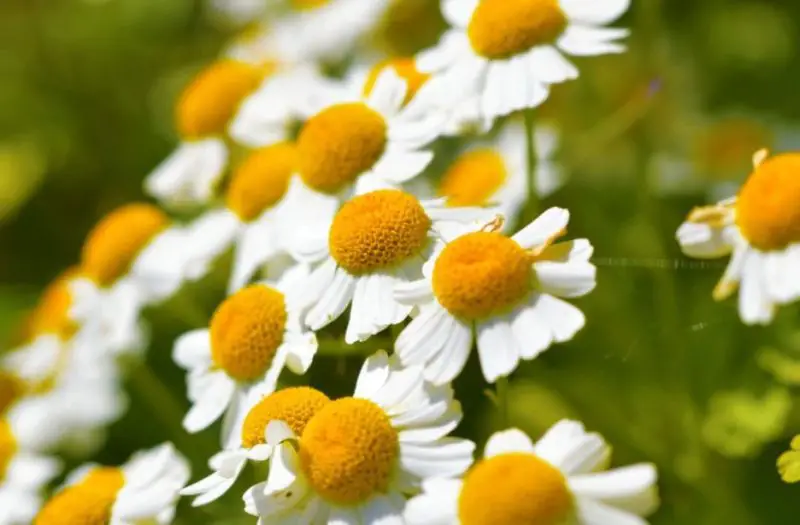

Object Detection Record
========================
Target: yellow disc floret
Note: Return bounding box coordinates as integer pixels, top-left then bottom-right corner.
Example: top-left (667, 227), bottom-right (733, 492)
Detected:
top-left (458, 453), bottom-right (573, 525)
top-left (736, 153), bottom-right (800, 251)
top-left (297, 103), bottom-right (388, 194)
top-left (364, 58), bottom-right (431, 105)
top-left (29, 267), bottom-right (80, 339)
top-left (0, 372), bottom-right (24, 417)
top-left (176, 60), bottom-right (264, 140)
top-left (468, 0), bottom-right (568, 59)
top-left (300, 397), bottom-right (399, 505)
top-left (226, 142), bottom-right (297, 222)
top-left (35, 467), bottom-right (125, 525)
top-left (329, 190), bottom-right (431, 275)
top-left (439, 149), bottom-right (508, 207)
top-left (81, 204), bottom-right (169, 287)
top-left (433, 232), bottom-right (532, 320)
top-left (241, 387), bottom-right (330, 449)
top-left (210, 284), bottom-right (287, 382)
top-left (0, 419), bottom-right (17, 481)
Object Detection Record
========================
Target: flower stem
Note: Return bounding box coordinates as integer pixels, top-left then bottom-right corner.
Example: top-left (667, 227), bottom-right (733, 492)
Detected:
top-left (524, 109), bottom-right (538, 223)
top-left (495, 376), bottom-right (510, 428)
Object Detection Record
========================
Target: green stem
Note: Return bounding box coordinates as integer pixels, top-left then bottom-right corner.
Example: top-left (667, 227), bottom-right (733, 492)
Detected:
top-left (496, 376), bottom-right (510, 428)
top-left (524, 109), bottom-right (539, 223)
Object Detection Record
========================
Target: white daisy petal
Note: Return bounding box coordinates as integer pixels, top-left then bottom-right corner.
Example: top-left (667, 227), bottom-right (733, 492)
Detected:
top-left (535, 261), bottom-right (597, 298)
top-left (526, 46), bottom-right (579, 84)
top-left (532, 293), bottom-right (586, 343)
top-left (534, 420), bottom-right (609, 475)
top-left (172, 329), bottom-right (212, 369)
top-left (183, 374), bottom-right (236, 433)
top-left (145, 139), bottom-right (227, 207)
top-left (484, 428), bottom-right (536, 457)
top-left (354, 350), bottom-right (391, 399)
top-left (360, 494), bottom-right (404, 525)
top-left (305, 266), bottom-right (356, 330)
top-left (557, 25), bottom-right (629, 56)
top-left (512, 207), bottom-right (570, 249)
top-left (569, 464), bottom-right (659, 516)
top-left (560, 0), bottom-right (631, 25)
top-left (676, 221), bottom-right (733, 259)
top-left (476, 318), bottom-right (520, 383)
top-left (738, 252), bottom-right (775, 325)
top-left (400, 438), bottom-right (475, 480)
top-left (576, 498), bottom-right (650, 525)
top-left (404, 478), bottom-right (462, 525)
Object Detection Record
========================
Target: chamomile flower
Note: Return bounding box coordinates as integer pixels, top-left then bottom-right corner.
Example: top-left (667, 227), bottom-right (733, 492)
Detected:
top-left (173, 266), bottom-right (317, 442)
top-left (181, 386), bottom-right (330, 506)
top-left (676, 150), bottom-right (800, 325)
top-left (34, 443), bottom-right (189, 525)
top-left (418, 0), bottom-right (631, 122)
top-left (245, 350), bottom-right (474, 524)
top-left (438, 120), bottom-right (564, 230)
top-left (298, 188), bottom-right (489, 343)
top-left (0, 417), bottom-right (60, 525)
top-left (405, 422), bottom-right (659, 525)
top-left (396, 208), bottom-right (596, 384)
top-left (355, 57), bottom-right (432, 107)
top-left (146, 60), bottom-right (268, 208)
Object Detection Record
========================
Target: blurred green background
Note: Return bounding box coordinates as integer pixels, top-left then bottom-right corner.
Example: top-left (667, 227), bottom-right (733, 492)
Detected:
top-left (3, 0), bottom-right (800, 523)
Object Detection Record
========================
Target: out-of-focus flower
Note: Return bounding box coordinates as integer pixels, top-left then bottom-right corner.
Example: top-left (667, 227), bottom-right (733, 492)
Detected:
top-left (181, 386), bottom-right (330, 506)
top-left (405, 422), bottom-right (659, 525)
top-left (676, 150), bottom-right (800, 325)
top-left (173, 267), bottom-right (317, 443)
top-left (246, 350), bottom-right (474, 524)
top-left (396, 208), bottom-right (596, 384)
top-left (34, 443), bottom-right (189, 524)
top-left (778, 435), bottom-right (800, 483)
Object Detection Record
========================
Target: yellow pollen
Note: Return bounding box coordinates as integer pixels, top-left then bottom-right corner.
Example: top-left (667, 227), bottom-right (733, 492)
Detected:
top-left (735, 153), bottom-right (800, 251)
top-left (241, 387), bottom-right (330, 449)
top-left (364, 58), bottom-right (431, 105)
top-left (329, 190), bottom-right (431, 275)
top-left (297, 103), bottom-right (388, 194)
top-left (300, 397), bottom-right (399, 505)
top-left (468, 0), bottom-right (568, 59)
top-left (438, 149), bottom-right (508, 207)
top-left (226, 142), bottom-right (297, 222)
top-left (81, 203), bottom-right (169, 287)
top-left (433, 231), bottom-right (532, 320)
top-left (176, 60), bottom-right (265, 140)
top-left (0, 372), bottom-right (24, 416)
top-left (29, 267), bottom-right (80, 340)
top-left (0, 420), bottom-right (17, 481)
top-left (458, 453), bottom-right (573, 525)
top-left (210, 284), bottom-right (287, 382)
top-left (35, 467), bottom-right (125, 525)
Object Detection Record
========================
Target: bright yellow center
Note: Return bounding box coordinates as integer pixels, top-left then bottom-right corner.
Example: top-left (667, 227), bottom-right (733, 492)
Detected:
top-left (291, 0), bottom-right (330, 10)
top-left (458, 453), bottom-right (573, 525)
top-left (300, 397), bottom-right (399, 505)
top-left (210, 284), bottom-right (287, 382)
top-left (329, 190), bottom-right (431, 275)
top-left (736, 153), bottom-right (800, 251)
top-left (0, 420), bottom-right (17, 481)
top-left (241, 387), bottom-right (330, 449)
top-left (226, 142), bottom-right (296, 222)
top-left (439, 149), bottom-right (508, 207)
top-left (364, 58), bottom-right (431, 105)
top-left (176, 60), bottom-right (265, 140)
top-left (468, 0), bottom-right (568, 59)
top-left (29, 267), bottom-right (80, 339)
top-left (297, 103), bottom-right (388, 194)
top-left (0, 372), bottom-right (24, 417)
top-left (35, 467), bottom-right (125, 525)
top-left (81, 203), bottom-right (169, 287)
top-left (433, 231), bottom-right (532, 320)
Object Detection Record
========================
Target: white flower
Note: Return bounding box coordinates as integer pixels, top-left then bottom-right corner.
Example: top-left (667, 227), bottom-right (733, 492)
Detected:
top-left (405, 422), bottom-right (659, 525)
top-left (395, 208), bottom-right (596, 384)
top-left (676, 150), bottom-right (800, 325)
top-left (296, 189), bottom-right (491, 343)
top-left (173, 265), bottom-right (317, 444)
top-left (35, 443), bottom-right (189, 524)
top-left (418, 0), bottom-right (630, 122)
top-left (245, 350), bottom-right (475, 525)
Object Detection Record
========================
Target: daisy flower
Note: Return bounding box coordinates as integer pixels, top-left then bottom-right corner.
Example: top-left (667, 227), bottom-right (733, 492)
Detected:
top-left (181, 386), bottom-right (330, 506)
top-left (245, 350), bottom-right (475, 524)
top-left (438, 119), bottom-right (564, 230)
top-left (395, 208), bottom-right (596, 384)
top-left (173, 266), bottom-right (317, 443)
top-left (676, 150), bottom-right (800, 325)
top-left (0, 417), bottom-right (60, 525)
top-left (145, 60), bottom-right (269, 208)
top-left (418, 0), bottom-right (631, 122)
top-left (405, 422), bottom-right (659, 525)
top-left (298, 188), bottom-right (490, 343)
top-left (34, 443), bottom-right (189, 525)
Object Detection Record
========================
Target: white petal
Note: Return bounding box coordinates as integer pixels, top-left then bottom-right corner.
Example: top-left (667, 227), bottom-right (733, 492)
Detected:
top-left (576, 498), bottom-right (650, 525)
top-left (423, 318), bottom-right (473, 385)
top-left (360, 495), bottom-right (404, 525)
top-left (145, 139), bottom-right (227, 207)
top-left (183, 374), bottom-right (236, 433)
top-left (404, 479), bottom-right (461, 525)
top-left (394, 278), bottom-right (434, 305)
top-left (401, 438), bottom-right (475, 480)
top-left (532, 294), bottom-right (586, 343)
top-left (228, 218), bottom-right (280, 293)
top-left (476, 319), bottom-right (521, 383)
top-left (526, 46), bottom-right (579, 84)
top-left (172, 329), bottom-right (212, 369)
top-left (511, 303), bottom-right (554, 360)
top-left (569, 464), bottom-right (659, 516)
top-left (534, 420), bottom-right (609, 475)
top-left (560, 0), bottom-right (631, 25)
top-left (535, 261), bottom-right (597, 298)
top-left (484, 428), bottom-right (536, 457)
top-left (441, 0), bottom-right (478, 27)
top-left (304, 266), bottom-right (356, 330)
top-left (354, 350), bottom-right (391, 399)
top-left (738, 252), bottom-right (775, 325)
top-left (371, 149), bottom-right (434, 185)
top-left (676, 221), bottom-right (733, 259)
top-left (557, 25), bottom-right (629, 56)
top-left (512, 207), bottom-right (570, 249)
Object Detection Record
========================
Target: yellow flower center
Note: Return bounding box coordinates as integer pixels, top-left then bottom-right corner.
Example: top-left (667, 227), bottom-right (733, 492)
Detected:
top-left (364, 58), bottom-right (431, 105)
top-left (176, 60), bottom-right (265, 140)
top-left (433, 231), bottom-right (532, 320)
top-left (240, 387), bottom-right (330, 449)
top-left (29, 267), bottom-right (80, 340)
top-left (300, 397), bottom-right (399, 505)
top-left (210, 284), bottom-right (287, 382)
top-left (458, 453), bottom-right (574, 525)
top-left (35, 467), bottom-right (125, 525)
top-left (468, 0), bottom-right (568, 59)
top-left (226, 142), bottom-right (297, 222)
top-left (438, 149), bottom-right (508, 207)
top-left (0, 372), bottom-right (24, 417)
top-left (297, 103), bottom-right (388, 194)
top-left (329, 190), bottom-right (432, 275)
top-left (0, 420), bottom-right (17, 481)
top-left (81, 204), bottom-right (169, 287)
top-left (736, 153), bottom-right (800, 251)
